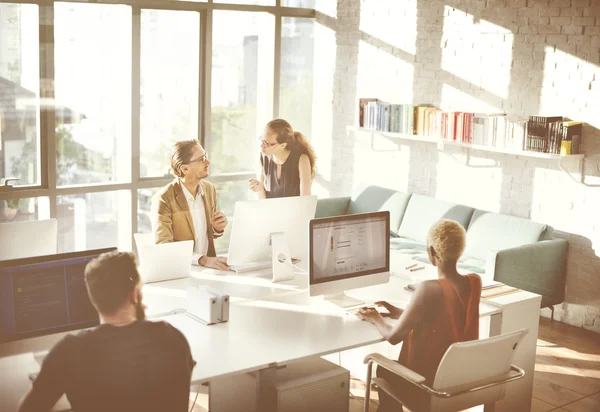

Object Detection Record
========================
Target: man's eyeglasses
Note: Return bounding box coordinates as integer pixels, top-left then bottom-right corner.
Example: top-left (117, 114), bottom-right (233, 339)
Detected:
top-left (188, 153), bottom-right (208, 164)
top-left (258, 136), bottom-right (277, 147)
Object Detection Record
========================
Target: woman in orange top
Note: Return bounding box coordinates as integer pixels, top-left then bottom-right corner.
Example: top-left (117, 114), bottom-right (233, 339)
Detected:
top-left (357, 219), bottom-right (482, 412)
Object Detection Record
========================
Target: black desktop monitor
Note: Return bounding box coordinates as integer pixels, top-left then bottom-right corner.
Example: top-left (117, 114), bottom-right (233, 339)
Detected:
top-left (0, 247), bottom-right (116, 343)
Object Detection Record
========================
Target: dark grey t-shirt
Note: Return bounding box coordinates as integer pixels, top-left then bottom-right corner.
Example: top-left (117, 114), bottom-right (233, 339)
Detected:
top-left (19, 321), bottom-right (195, 412)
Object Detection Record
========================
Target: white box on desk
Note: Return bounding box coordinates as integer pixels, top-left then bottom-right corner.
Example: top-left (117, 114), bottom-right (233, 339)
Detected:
top-left (186, 287), bottom-right (219, 325)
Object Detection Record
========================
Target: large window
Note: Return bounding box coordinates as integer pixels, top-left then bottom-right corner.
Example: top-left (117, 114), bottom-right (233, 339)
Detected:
top-left (57, 190), bottom-right (130, 253)
top-left (140, 9), bottom-right (200, 178)
top-left (0, 3), bottom-right (40, 187)
top-left (54, 2), bottom-right (131, 186)
top-left (210, 10), bottom-right (274, 175)
top-left (280, 17), bottom-right (314, 140)
top-left (0, 1), bottom-right (321, 253)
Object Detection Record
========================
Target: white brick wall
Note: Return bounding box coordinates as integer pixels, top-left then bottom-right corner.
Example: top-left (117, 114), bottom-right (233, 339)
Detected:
top-left (315, 0), bottom-right (600, 333)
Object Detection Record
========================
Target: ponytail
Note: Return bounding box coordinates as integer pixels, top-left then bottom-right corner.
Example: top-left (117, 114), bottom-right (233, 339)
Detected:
top-left (292, 131), bottom-right (317, 179)
top-left (267, 118), bottom-right (317, 179)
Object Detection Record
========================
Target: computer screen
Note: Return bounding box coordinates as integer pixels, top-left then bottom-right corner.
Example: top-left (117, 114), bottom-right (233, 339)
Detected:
top-left (310, 212), bottom-right (389, 286)
top-left (0, 247), bottom-right (116, 343)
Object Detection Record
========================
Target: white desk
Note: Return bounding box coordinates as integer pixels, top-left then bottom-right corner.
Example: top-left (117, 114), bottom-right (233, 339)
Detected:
top-left (0, 250), bottom-right (540, 412)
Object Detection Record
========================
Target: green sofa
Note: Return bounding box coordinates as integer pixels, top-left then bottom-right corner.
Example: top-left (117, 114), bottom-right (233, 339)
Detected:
top-left (315, 185), bottom-right (568, 309)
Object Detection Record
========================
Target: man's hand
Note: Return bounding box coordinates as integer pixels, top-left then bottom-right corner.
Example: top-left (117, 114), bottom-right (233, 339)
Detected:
top-left (211, 211), bottom-right (227, 233)
top-left (374, 301), bottom-right (403, 319)
top-left (199, 256), bottom-right (230, 271)
top-left (248, 178), bottom-right (262, 193)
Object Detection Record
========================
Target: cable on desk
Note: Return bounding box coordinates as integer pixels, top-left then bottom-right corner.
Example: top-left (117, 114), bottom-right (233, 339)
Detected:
top-left (147, 308), bottom-right (187, 319)
top-left (189, 387), bottom-right (200, 412)
top-left (292, 263), bottom-right (307, 273)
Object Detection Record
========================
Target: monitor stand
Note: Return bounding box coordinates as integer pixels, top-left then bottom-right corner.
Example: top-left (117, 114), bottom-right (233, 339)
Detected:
top-left (322, 292), bottom-right (365, 309)
top-left (270, 232), bottom-right (294, 283)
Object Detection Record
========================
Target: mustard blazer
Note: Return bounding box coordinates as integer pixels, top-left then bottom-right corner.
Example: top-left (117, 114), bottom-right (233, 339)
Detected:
top-left (151, 178), bottom-right (222, 257)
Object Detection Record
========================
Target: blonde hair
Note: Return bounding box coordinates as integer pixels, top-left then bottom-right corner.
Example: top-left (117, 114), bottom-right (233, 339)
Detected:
top-left (267, 118), bottom-right (316, 178)
top-left (427, 219), bottom-right (466, 264)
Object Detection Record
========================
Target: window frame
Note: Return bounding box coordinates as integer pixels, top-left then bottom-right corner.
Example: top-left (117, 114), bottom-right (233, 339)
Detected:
top-left (0, 0), bottom-right (316, 251)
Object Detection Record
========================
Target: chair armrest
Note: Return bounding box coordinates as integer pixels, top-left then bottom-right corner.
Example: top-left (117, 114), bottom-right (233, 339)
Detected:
top-left (363, 353), bottom-right (426, 384)
top-left (315, 196), bottom-right (351, 218)
top-left (486, 239), bottom-right (568, 307)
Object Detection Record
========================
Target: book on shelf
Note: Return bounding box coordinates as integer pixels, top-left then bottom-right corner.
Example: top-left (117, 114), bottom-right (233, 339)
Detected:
top-left (526, 116), bottom-right (562, 153)
top-left (560, 121), bottom-right (583, 155)
top-left (359, 98), bottom-right (380, 128)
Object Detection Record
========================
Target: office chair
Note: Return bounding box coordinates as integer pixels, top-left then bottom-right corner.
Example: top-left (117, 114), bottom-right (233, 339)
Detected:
top-left (363, 329), bottom-right (528, 412)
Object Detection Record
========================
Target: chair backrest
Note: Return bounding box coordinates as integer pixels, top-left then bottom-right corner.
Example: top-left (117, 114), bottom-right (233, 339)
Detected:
top-left (0, 218), bottom-right (58, 261)
top-left (430, 329), bottom-right (528, 411)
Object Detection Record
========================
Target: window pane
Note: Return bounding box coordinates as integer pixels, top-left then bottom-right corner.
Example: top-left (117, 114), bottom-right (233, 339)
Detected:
top-left (137, 187), bottom-right (161, 234)
top-left (282, 0), bottom-right (336, 17)
top-left (215, 0), bottom-right (274, 5)
top-left (280, 17), bottom-right (314, 142)
top-left (211, 11), bottom-right (274, 175)
top-left (0, 196), bottom-right (50, 223)
top-left (54, 3), bottom-right (131, 186)
top-left (57, 190), bottom-right (130, 253)
top-left (140, 10), bottom-right (200, 178)
top-left (0, 4), bottom-right (40, 187)
top-left (212, 180), bottom-right (252, 253)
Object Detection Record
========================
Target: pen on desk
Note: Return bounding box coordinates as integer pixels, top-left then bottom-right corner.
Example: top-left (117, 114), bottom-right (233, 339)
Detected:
top-left (405, 263), bottom-right (418, 269)
top-left (410, 266), bottom-right (425, 272)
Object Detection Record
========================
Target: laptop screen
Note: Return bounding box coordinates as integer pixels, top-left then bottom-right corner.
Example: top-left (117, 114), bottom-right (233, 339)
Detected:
top-left (0, 247), bottom-right (116, 343)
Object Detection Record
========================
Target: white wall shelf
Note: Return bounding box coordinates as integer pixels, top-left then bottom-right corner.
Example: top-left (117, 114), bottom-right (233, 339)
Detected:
top-left (348, 126), bottom-right (587, 182)
top-left (348, 126), bottom-right (584, 160)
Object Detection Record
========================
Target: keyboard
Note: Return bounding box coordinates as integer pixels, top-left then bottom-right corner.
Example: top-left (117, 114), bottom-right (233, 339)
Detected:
top-left (346, 304), bottom-right (389, 316)
top-left (229, 261), bottom-right (272, 273)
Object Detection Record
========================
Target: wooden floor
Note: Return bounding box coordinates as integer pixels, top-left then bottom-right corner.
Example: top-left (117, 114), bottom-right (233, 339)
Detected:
top-left (189, 316), bottom-right (600, 412)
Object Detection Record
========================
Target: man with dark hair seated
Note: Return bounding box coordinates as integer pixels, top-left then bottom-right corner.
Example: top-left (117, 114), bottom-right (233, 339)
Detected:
top-left (19, 251), bottom-right (195, 412)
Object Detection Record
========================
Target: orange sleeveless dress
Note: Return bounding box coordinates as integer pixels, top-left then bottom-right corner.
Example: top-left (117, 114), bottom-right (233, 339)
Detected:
top-left (376, 274), bottom-right (482, 412)
top-left (399, 274), bottom-right (482, 382)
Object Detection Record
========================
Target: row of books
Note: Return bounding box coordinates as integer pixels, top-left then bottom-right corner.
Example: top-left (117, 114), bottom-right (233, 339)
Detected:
top-left (358, 98), bottom-right (583, 155)
top-left (527, 116), bottom-right (582, 155)
top-left (359, 99), bottom-right (414, 134)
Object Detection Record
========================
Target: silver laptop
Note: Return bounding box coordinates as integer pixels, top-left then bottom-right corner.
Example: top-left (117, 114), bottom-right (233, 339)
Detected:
top-left (134, 234), bottom-right (193, 284)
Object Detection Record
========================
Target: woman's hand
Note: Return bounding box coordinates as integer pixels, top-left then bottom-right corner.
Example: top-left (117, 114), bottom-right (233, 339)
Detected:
top-left (374, 301), bottom-right (403, 319)
top-left (248, 178), bottom-right (262, 193)
top-left (356, 307), bottom-right (383, 324)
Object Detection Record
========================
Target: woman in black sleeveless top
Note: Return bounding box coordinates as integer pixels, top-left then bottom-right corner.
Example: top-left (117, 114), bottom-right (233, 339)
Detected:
top-left (249, 119), bottom-right (316, 199)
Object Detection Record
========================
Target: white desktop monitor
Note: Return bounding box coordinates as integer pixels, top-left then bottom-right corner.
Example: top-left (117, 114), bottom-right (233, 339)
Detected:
top-left (0, 218), bottom-right (58, 261)
top-left (309, 211), bottom-right (390, 308)
top-left (227, 195), bottom-right (317, 281)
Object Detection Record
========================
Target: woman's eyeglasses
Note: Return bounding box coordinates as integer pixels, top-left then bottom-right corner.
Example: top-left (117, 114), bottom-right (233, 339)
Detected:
top-left (258, 136), bottom-right (277, 147)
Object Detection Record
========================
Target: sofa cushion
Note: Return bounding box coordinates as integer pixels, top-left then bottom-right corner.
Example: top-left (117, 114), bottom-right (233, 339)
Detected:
top-left (397, 194), bottom-right (475, 243)
top-left (458, 257), bottom-right (486, 275)
top-left (464, 210), bottom-right (549, 261)
top-left (347, 185), bottom-right (411, 237)
top-left (390, 237), bottom-right (427, 254)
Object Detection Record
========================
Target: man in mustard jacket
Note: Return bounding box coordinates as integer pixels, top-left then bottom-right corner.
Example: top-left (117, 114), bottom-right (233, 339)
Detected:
top-left (151, 140), bottom-right (229, 270)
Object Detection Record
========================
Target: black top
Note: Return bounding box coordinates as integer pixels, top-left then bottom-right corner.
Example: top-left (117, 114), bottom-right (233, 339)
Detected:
top-left (261, 149), bottom-right (302, 198)
top-left (20, 321), bottom-right (195, 412)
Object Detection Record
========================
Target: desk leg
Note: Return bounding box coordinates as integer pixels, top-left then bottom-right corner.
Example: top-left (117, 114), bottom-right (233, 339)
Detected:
top-left (256, 366), bottom-right (277, 411)
top-left (488, 296), bottom-right (541, 412)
